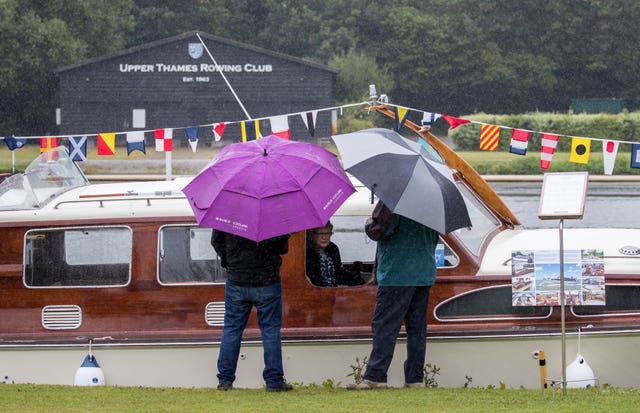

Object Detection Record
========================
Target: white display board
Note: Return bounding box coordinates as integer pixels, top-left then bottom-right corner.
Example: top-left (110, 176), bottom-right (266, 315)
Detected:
top-left (538, 172), bottom-right (588, 220)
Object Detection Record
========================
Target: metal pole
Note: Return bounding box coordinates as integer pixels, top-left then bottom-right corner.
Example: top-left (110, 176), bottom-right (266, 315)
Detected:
top-left (559, 218), bottom-right (567, 395)
top-left (196, 33), bottom-right (251, 120)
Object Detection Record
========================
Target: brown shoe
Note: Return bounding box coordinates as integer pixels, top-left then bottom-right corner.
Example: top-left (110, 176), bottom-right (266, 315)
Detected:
top-left (346, 379), bottom-right (388, 390)
top-left (404, 382), bottom-right (425, 388)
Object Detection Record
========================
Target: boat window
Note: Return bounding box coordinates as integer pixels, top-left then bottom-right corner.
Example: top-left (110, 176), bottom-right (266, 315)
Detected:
top-left (451, 182), bottom-right (501, 256)
top-left (158, 225), bottom-right (225, 285)
top-left (24, 226), bottom-right (131, 288)
top-left (434, 285), bottom-right (552, 321)
top-left (572, 285), bottom-right (640, 317)
top-left (305, 216), bottom-right (459, 287)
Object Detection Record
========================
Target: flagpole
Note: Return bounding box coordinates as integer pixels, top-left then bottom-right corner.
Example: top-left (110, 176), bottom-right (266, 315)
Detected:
top-left (196, 33), bottom-right (251, 119)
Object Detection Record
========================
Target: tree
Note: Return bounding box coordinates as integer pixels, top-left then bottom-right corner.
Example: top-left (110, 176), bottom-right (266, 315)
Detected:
top-left (0, 0), bottom-right (135, 135)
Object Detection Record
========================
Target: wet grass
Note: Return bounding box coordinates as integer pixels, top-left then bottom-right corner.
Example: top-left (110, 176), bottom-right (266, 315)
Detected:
top-left (1, 383), bottom-right (638, 413)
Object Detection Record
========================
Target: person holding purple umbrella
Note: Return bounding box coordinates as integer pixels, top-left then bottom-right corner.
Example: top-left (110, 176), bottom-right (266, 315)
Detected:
top-left (347, 200), bottom-right (439, 389)
top-left (211, 230), bottom-right (293, 392)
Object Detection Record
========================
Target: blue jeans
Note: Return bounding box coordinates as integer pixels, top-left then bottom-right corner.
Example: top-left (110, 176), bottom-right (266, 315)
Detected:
top-left (363, 286), bottom-right (431, 384)
top-left (217, 281), bottom-right (285, 388)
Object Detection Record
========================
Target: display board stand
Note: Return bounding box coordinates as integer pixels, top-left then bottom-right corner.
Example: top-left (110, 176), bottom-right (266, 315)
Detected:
top-left (538, 172), bottom-right (588, 394)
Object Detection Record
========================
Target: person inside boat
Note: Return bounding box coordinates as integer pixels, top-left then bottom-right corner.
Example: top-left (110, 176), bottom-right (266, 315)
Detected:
top-left (306, 221), bottom-right (367, 287)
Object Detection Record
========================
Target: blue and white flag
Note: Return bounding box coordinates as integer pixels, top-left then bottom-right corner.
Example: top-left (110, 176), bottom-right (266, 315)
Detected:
top-left (631, 144), bottom-right (640, 169)
top-left (69, 136), bottom-right (87, 161)
top-left (420, 112), bottom-right (441, 130)
top-left (183, 126), bottom-right (199, 152)
top-left (4, 135), bottom-right (27, 151)
top-left (126, 131), bottom-right (145, 155)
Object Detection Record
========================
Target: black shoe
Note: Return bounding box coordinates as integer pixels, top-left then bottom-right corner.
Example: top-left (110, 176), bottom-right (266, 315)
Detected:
top-left (266, 383), bottom-right (293, 392)
top-left (217, 382), bottom-right (233, 391)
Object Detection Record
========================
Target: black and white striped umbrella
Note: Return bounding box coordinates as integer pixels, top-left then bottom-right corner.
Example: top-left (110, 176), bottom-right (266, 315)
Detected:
top-left (332, 128), bottom-right (471, 234)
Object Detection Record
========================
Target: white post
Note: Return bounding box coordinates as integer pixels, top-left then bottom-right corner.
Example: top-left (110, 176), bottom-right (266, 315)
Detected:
top-left (165, 151), bottom-right (172, 181)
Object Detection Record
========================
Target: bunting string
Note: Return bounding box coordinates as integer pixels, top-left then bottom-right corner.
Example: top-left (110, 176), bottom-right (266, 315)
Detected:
top-left (5, 96), bottom-right (640, 175)
top-left (378, 101), bottom-right (640, 174)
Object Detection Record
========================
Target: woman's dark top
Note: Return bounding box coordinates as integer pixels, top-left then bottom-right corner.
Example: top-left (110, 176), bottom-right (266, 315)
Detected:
top-left (306, 241), bottom-right (365, 287)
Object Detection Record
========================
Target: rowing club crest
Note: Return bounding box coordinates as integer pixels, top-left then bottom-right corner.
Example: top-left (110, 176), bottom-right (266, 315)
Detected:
top-left (188, 43), bottom-right (203, 59)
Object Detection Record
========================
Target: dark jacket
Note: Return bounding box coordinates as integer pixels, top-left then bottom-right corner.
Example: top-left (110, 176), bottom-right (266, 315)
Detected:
top-left (306, 240), bottom-right (365, 287)
top-left (211, 230), bottom-right (290, 287)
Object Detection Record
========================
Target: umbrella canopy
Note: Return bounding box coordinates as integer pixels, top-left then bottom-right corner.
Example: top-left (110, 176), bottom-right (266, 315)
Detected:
top-left (182, 135), bottom-right (356, 242)
top-left (332, 128), bottom-right (471, 234)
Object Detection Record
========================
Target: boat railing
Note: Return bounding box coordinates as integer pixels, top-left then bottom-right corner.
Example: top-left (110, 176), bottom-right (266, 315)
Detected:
top-left (54, 191), bottom-right (187, 209)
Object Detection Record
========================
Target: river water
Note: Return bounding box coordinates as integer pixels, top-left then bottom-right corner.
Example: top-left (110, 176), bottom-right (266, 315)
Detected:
top-left (491, 181), bottom-right (640, 229)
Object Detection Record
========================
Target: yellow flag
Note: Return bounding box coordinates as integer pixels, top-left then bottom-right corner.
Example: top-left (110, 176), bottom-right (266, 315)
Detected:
top-left (569, 137), bottom-right (591, 164)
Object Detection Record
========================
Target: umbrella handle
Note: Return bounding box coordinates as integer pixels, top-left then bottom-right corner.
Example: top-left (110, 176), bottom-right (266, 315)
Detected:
top-left (370, 184), bottom-right (376, 205)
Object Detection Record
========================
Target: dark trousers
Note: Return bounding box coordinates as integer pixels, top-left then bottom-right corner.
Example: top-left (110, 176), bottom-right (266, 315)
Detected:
top-left (363, 285), bottom-right (431, 384)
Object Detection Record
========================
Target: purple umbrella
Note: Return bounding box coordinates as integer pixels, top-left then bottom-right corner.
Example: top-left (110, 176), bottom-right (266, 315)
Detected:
top-left (182, 135), bottom-right (356, 242)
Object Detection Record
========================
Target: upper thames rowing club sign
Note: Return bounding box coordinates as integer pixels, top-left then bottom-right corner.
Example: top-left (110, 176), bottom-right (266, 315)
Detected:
top-left (119, 63), bottom-right (273, 73)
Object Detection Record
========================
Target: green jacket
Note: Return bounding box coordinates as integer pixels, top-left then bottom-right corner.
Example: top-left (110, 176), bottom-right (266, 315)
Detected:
top-left (365, 201), bottom-right (439, 286)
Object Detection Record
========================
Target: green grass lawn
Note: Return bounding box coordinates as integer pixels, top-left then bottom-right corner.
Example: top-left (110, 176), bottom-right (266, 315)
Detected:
top-left (1, 383), bottom-right (638, 413)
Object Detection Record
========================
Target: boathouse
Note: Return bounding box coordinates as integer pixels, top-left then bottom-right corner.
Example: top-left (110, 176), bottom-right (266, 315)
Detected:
top-left (55, 31), bottom-right (336, 141)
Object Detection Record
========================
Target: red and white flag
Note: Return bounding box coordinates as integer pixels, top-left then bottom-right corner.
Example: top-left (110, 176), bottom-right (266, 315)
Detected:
top-left (540, 133), bottom-right (560, 170)
top-left (155, 128), bottom-right (173, 152)
top-left (602, 140), bottom-right (619, 175)
top-left (269, 115), bottom-right (290, 140)
top-left (213, 122), bottom-right (226, 141)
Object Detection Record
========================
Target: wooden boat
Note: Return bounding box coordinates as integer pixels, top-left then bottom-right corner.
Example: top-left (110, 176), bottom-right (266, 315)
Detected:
top-left (2, 105), bottom-right (640, 389)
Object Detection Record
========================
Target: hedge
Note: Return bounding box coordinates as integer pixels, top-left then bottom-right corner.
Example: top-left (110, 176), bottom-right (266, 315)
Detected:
top-left (449, 111), bottom-right (640, 152)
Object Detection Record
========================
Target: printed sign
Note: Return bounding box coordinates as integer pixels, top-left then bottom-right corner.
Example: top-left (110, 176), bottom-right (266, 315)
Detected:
top-left (511, 249), bottom-right (605, 306)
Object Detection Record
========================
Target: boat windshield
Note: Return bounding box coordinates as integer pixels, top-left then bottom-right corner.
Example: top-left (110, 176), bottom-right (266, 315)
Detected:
top-left (450, 181), bottom-right (502, 256)
top-left (0, 146), bottom-right (88, 210)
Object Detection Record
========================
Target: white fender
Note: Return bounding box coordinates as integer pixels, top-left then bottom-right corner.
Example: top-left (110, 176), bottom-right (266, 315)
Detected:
top-left (565, 353), bottom-right (596, 388)
top-left (74, 354), bottom-right (105, 386)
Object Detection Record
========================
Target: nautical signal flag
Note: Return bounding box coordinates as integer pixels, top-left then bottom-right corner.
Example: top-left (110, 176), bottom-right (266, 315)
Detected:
top-left (213, 122), bottom-right (226, 141)
top-left (183, 126), bottom-right (199, 152)
top-left (479, 124), bottom-right (500, 151)
top-left (569, 137), bottom-right (591, 164)
top-left (69, 136), bottom-right (87, 161)
top-left (40, 137), bottom-right (58, 153)
top-left (240, 120), bottom-right (261, 142)
top-left (154, 128), bottom-right (173, 152)
top-left (269, 115), bottom-right (290, 140)
top-left (301, 111), bottom-right (318, 137)
top-left (126, 131), bottom-right (145, 155)
top-left (509, 129), bottom-right (530, 156)
top-left (602, 140), bottom-right (619, 175)
top-left (420, 112), bottom-right (441, 131)
top-left (630, 144), bottom-right (640, 169)
top-left (97, 133), bottom-right (116, 155)
top-left (442, 114), bottom-right (471, 130)
top-left (540, 133), bottom-right (559, 170)
top-left (393, 106), bottom-right (410, 132)
top-left (4, 135), bottom-right (26, 151)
